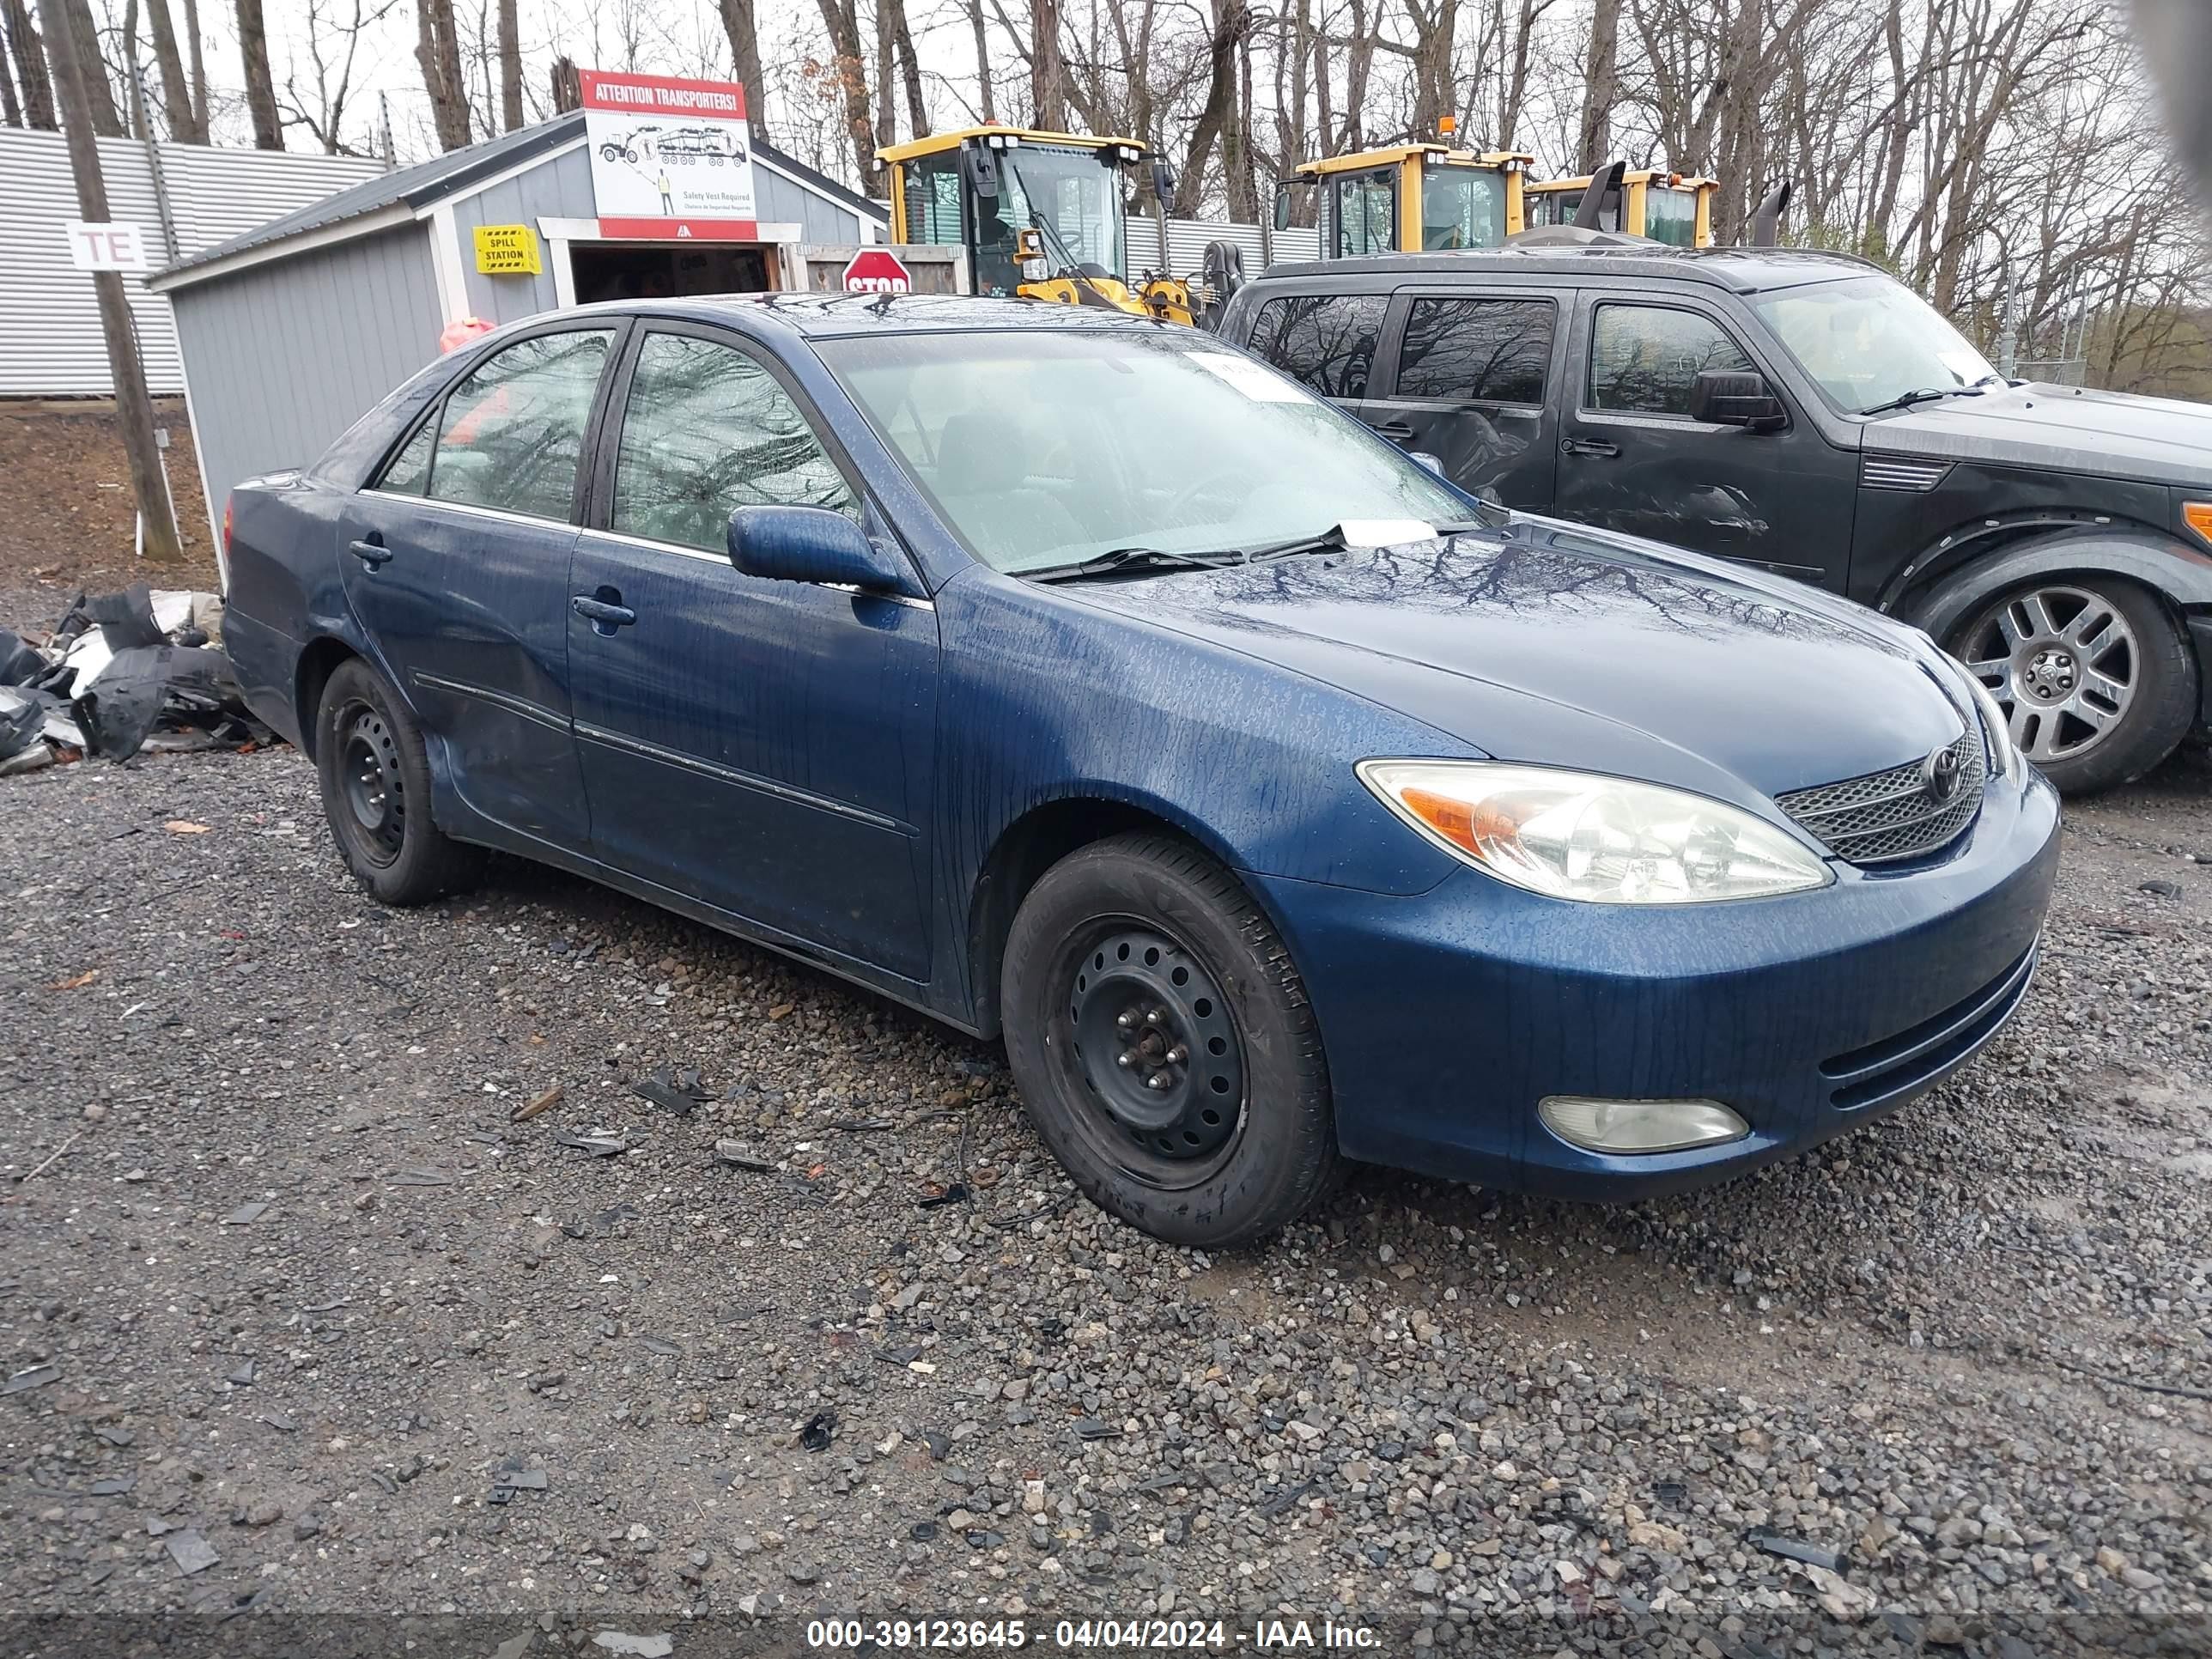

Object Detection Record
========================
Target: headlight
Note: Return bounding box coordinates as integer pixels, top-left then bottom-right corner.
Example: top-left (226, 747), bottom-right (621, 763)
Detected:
top-left (1357, 761), bottom-right (1832, 903)
top-left (1955, 663), bottom-right (2019, 781)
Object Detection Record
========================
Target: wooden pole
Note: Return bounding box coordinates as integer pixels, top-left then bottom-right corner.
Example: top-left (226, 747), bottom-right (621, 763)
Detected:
top-left (37, 0), bottom-right (181, 564)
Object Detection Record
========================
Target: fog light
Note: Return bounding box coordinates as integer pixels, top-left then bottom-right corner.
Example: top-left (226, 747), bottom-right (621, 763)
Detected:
top-left (1539, 1096), bottom-right (1748, 1155)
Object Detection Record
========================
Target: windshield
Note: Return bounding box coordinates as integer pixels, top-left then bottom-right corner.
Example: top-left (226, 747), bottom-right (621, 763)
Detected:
top-left (975, 144), bottom-right (1126, 295)
top-left (1752, 275), bottom-right (1999, 413)
top-left (820, 329), bottom-right (1469, 574)
top-left (1643, 185), bottom-right (1697, 246)
top-left (1421, 165), bottom-right (1508, 250)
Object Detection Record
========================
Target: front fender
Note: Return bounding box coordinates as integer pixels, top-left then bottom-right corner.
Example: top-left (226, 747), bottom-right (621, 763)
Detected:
top-left (1907, 528), bottom-right (2212, 642)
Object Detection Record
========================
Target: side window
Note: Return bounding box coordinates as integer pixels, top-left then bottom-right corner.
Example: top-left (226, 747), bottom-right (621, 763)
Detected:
top-left (1333, 172), bottom-right (1395, 258)
top-left (611, 332), bottom-right (859, 553)
top-left (1394, 298), bottom-right (1554, 404)
top-left (374, 417), bottom-right (435, 495)
top-left (1245, 294), bottom-right (1387, 400)
top-left (902, 153), bottom-right (963, 246)
top-left (428, 329), bottom-right (613, 519)
top-left (1587, 304), bottom-right (1753, 417)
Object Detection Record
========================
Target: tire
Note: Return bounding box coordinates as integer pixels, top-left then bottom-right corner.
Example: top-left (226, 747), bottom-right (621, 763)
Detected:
top-left (315, 659), bottom-right (482, 906)
top-left (1941, 573), bottom-right (2197, 793)
top-left (1000, 832), bottom-right (1336, 1249)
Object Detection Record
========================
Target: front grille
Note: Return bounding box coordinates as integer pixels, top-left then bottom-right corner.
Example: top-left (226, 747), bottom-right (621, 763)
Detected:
top-left (1860, 453), bottom-right (1952, 492)
top-left (1775, 732), bottom-right (1985, 865)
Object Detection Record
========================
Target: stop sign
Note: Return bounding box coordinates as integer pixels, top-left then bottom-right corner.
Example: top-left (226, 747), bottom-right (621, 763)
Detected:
top-left (842, 248), bottom-right (913, 294)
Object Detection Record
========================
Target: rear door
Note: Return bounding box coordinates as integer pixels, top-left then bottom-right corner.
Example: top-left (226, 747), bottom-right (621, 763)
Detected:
top-left (566, 324), bottom-right (940, 981)
top-left (1362, 289), bottom-right (1562, 509)
top-left (1239, 289), bottom-right (1391, 423)
top-left (1551, 292), bottom-right (1858, 585)
top-left (337, 324), bottom-right (620, 849)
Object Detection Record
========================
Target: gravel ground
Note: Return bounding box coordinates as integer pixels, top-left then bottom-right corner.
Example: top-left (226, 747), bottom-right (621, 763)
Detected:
top-left (1, 740), bottom-right (2206, 1657)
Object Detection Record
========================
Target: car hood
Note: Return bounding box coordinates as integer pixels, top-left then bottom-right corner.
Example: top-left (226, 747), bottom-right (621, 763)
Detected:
top-left (1058, 520), bottom-right (1976, 808)
top-left (1869, 380), bottom-right (2212, 489)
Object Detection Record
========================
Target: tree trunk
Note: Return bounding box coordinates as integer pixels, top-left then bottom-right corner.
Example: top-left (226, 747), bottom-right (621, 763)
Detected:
top-left (968, 0), bottom-right (994, 122)
top-left (0, 29), bottom-right (21, 125)
top-left (181, 0), bottom-right (203, 135)
top-left (495, 0), bottom-right (521, 132)
top-left (120, 0), bottom-right (141, 138)
top-left (889, 0), bottom-right (927, 139)
top-left (141, 0), bottom-right (198, 138)
top-left (1174, 0), bottom-right (1242, 216)
top-left (234, 0), bottom-right (278, 147)
top-left (1030, 0), bottom-right (1064, 128)
top-left (715, 0), bottom-right (766, 140)
top-left (872, 0), bottom-right (894, 148)
top-left (549, 54), bottom-right (580, 114)
top-left (812, 0), bottom-right (873, 184)
top-left (415, 0), bottom-right (470, 152)
top-left (3, 0), bottom-right (54, 129)
top-left (64, 0), bottom-right (118, 135)
top-left (37, 0), bottom-right (179, 562)
top-left (1577, 0), bottom-right (1619, 166)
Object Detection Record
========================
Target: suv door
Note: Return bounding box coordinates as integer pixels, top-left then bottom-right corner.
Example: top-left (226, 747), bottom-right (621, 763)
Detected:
top-left (337, 325), bottom-right (617, 850)
top-left (1552, 294), bottom-right (1858, 585)
top-left (1241, 290), bottom-right (1390, 422)
top-left (1362, 290), bottom-right (1562, 509)
top-left (567, 325), bottom-right (940, 981)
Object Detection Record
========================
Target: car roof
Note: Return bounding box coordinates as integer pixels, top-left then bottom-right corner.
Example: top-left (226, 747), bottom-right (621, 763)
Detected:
top-left (586, 292), bottom-right (1178, 339)
top-left (1245, 244), bottom-right (1883, 295)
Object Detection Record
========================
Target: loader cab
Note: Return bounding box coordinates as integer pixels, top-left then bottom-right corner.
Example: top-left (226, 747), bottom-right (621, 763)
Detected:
top-left (1276, 143), bottom-right (1533, 258)
top-left (878, 126), bottom-right (1194, 321)
top-left (1523, 169), bottom-right (1717, 247)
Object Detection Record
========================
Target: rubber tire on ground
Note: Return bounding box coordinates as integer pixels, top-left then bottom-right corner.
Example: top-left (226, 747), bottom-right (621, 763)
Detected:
top-left (1937, 573), bottom-right (2197, 795)
top-left (315, 659), bottom-right (482, 906)
top-left (1000, 833), bottom-right (1336, 1248)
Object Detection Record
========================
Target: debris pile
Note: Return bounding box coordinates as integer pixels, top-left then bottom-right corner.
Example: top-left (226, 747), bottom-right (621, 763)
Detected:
top-left (0, 584), bottom-right (273, 774)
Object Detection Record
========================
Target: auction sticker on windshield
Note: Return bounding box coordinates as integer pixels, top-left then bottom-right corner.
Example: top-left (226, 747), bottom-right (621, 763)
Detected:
top-left (1187, 351), bottom-right (1312, 402)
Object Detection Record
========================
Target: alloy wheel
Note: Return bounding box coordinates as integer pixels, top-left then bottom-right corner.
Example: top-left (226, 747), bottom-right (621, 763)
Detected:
top-left (1957, 583), bottom-right (2138, 764)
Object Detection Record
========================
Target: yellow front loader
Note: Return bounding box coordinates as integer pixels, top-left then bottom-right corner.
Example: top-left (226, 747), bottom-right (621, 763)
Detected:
top-left (1273, 132), bottom-right (1534, 257)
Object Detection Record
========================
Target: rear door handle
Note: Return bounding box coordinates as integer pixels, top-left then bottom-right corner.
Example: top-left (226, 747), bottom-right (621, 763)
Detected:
top-left (1371, 419), bottom-right (1416, 444)
top-left (1561, 436), bottom-right (1621, 459)
top-left (349, 538), bottom-right (393, 568)
top-left (571, 594), bottom-right (637, 631)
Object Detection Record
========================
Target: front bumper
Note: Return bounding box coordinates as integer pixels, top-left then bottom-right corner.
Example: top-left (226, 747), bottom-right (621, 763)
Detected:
top-left (2190, 614), bottom-right (2212, 729)
top-left (1253, 769), bottom-right (2062, 1200)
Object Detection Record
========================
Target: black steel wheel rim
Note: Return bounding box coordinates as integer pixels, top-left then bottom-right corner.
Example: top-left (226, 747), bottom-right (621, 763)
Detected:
top-left (336, 700), bottom-right (406, 867)
top-left (1058, 921), bottom-right (1246, 1183)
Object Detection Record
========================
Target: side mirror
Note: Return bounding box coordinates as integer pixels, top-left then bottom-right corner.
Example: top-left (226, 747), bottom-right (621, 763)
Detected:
top-left (1273, 183), bottom-right (1293, 232)
top-left (727, 506), bottom-right (914, 593)
top-left (1688, 368), bottom-right (1786, 432)
top-left (960, 143), bottom-right (1000, 201)
top-left (1151, 160), bottom-right (1176, 204)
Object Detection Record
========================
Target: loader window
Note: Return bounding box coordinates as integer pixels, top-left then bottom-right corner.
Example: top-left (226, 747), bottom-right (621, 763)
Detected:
top-left (1644, 186), bottom-right (1697, 246)
top-left (1333, 171), bottom-right (1397, 257)
top-left (902, 153), bottom-right (964, 246)
top-left (1420, 167), bottom-right (1508, 251)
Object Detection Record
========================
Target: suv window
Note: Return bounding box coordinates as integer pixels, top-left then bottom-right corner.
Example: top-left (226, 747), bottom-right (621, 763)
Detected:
top-left (421, 329), bottom-right (613, 519)
top-left (1246, 294), bottom-right (1386, 400)
top-left (1587, 304), bottom-right (1753, 417)
top-left (611, 332), bottom-right (858, 553)
top-left (1395, 297), bottom-right (1553, 404)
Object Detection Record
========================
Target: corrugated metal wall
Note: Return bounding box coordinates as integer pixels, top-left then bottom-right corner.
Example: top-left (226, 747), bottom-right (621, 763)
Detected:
top-left (0, 129), bottom-right (382, 398)
top-left (1128, 217), bottom-right (1321, 280)
top-left (170, 223), bottom-right (442, 541)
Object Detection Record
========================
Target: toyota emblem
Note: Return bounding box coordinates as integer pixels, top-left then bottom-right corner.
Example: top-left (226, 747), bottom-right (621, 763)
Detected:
top-left (1921, 744), bottom-right (1963, 805)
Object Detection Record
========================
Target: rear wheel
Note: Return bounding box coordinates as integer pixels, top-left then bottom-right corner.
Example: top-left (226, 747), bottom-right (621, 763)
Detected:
top-left (1944, 574), bottom-right (2196, 793)
top-left (315, 659), bottom-right (481, 905)
top-left (1000, 833), bottom-right (1335, 1249)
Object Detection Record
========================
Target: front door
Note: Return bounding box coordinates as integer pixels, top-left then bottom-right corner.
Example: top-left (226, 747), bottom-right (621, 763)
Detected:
top-left (1240, 289), bottom-right (1389, 421)
top-left (567, 325), bottom-right (940, 982)
top-left (1552, 295), bottom-right (1858, 586)
top-left (337, 325), bottom-right (618, 848)
top-left (1362, 290), bottom-right (1562, 510)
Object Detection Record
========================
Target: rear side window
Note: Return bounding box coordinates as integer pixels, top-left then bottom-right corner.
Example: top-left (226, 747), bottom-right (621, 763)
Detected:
top-left (1394, 298), bottom-right (1553, 404)
top-left (1245, 294), bottom-right (1386, 400)
top-left (375, 419), bottom-right (435, 495)
top-left (1587, 304), bottom-right (1752, 416)
top-left (426, 329), bottom-right (614, 520)
top-left (611, 332), bottom-right (858, 553)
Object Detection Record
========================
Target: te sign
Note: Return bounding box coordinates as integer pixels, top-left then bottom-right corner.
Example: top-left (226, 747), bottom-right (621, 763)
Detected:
top-left (842, 249), bottom-right (913, 295)
top-left (64, 221), bottom-right (150, 272)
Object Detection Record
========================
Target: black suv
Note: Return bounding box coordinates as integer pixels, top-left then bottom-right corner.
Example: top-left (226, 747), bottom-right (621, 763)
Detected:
top-left (1218, 245), bottom-right (2212, 792)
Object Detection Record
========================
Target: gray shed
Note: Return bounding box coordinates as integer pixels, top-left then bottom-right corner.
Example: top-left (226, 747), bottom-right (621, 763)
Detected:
top-left (146, 112), bottom-right (888, 569)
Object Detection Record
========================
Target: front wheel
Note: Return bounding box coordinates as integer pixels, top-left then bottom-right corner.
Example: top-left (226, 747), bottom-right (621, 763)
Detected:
top-left (1000, 834), bottom-right (1336, 1249)
top-left (1944, 575), bottom-right (2197, 793)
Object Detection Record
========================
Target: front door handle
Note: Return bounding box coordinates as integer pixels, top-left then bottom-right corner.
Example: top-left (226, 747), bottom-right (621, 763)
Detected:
top-left (571, 594), bottom-right (637, 633)
top-left (349, 538), bottom-right (393, 568)
top-left (1561, 436), bottom-right (1621, 459)
top-left (1371, 418), bottom-right (1417, 444)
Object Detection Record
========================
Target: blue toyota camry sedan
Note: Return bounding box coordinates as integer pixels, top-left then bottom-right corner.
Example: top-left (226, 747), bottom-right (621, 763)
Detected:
top-left (222, 295), bottom-right (2059, 1247)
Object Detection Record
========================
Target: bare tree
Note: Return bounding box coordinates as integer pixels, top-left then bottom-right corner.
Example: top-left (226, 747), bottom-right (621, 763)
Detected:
top-left (496, 0), bottom-right (521, 131)
top-left (1576, 0), bottom-right (1620, 163)
top-left (0, 26), bottom-right (18, 125)
top-left (141, 0), bottom-right (202, 139)
top-left (234, 0), bottom-right (280, 146)
top-left (1030, 0), bottom-right (1066, 127)
top-left (716, 0), bottom-right (768, 138)
top-left (416, 0), bottom-right (471, 151)
top-left (280, 0), bottom-right (395, 155)
top-left (813, 0), bottom-right (873, 179)
top-left (967, 0), bottom-right (996, 121)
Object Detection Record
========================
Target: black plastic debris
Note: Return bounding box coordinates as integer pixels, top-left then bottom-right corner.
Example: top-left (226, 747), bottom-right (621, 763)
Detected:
top-left (712, 1139), bottom-right (774, 1173)
top-left (918, 1182), bottom-right (970, 1210)
top-left (555, 1131), bottom-right (632, 1158)
top-left (1746, 1528), bottom-right (1847, 1573)
top-left (1, 1363), bottom-right (59, 1395)
top-left (0, 691), bottom-right (41, 761)
top-left (0, 630), bottom-right (45, 686)
top-left (799, 1410), bottom-right (836, 1452)
top-left (495, 1468), bottom-right (549, 1492)
top-left (222, 1202), bottom-right (270, 1225)
top-left (909, 1521), bottom-right (939, 1541)
top-left (1072, 1417), bottom-right (1121, 1441)
top-left (632, 1066), bottom-right (710, 1118)
top-left (165, 1530), bottom-right (221, 1576)
top-left (1259, 1479), bottom-right (1317, 1518)
top-left (76, 585), bottom-right (167, 651)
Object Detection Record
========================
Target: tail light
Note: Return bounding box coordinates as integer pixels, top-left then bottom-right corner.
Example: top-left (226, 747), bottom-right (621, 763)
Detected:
top-left (222, 494), bottom-right (234, 556)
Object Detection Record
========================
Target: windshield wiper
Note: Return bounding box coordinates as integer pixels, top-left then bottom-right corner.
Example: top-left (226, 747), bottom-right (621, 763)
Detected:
top-left (1858, 383), bottom-right (1991, 416)
top-left (1022, 546), bottom-right (1243, 583)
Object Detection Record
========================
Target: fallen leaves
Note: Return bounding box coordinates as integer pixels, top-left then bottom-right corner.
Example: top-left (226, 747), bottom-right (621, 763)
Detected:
top-left (163, 820), bottom-right (211, 835)
top-left (49, 969), bottom-right (100, 990)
